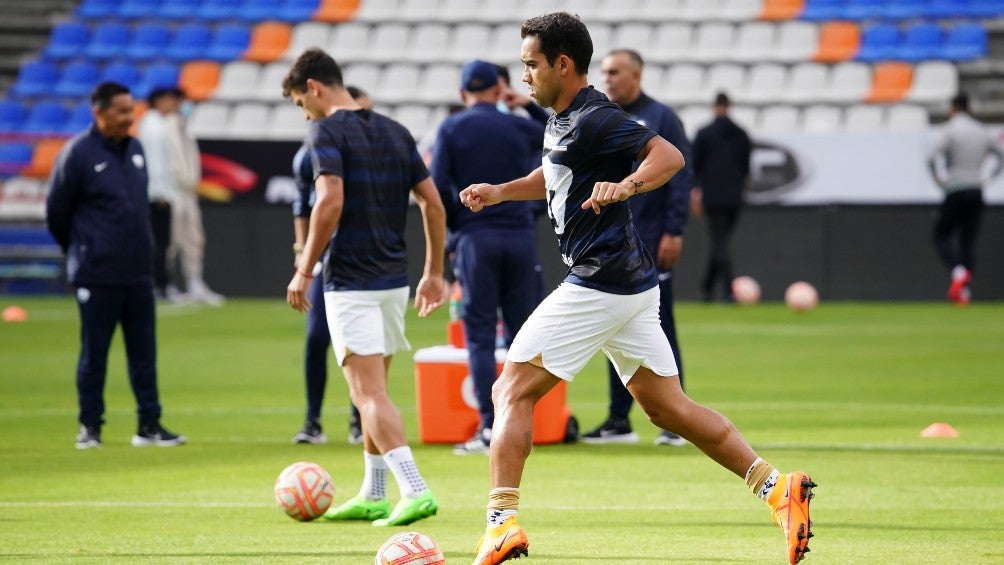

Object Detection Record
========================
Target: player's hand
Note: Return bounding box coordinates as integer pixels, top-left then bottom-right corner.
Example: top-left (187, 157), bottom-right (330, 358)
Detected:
top-left (414, 274), bottom-right (446, 317)
top-left (501, 87), bottom-right (532, 111)
top-left (286, 272), bottom-right (312, 313)
top-left (460, 183), bottom-right (500, 212)
top-left (657, 234), bottom-right (683, 270)
top-left (581, 180), bottom-right (633, 214)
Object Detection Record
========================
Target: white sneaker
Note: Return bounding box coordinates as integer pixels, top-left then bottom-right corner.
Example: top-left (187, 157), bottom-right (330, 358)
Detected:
top-left (188, 280), bottom-right (225, 307)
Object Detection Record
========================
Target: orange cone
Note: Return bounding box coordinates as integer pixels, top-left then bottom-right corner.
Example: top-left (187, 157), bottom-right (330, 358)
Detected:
top-left (2, 305), bottom-right (27, 322)
top-left (920, 422), bottom-right (959, 438)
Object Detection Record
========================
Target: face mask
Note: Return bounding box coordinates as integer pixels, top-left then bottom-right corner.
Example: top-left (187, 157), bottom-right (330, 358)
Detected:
top-left (179, 101), bottom-right (194, 120)
top-left (496, 100), bottom-right (511, 114)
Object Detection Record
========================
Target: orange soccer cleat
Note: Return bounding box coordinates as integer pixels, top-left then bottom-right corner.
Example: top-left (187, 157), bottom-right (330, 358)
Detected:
top-left (471, 516), bottom-right (529, 565)
top-left (768, 472), bottom-right (817, 564)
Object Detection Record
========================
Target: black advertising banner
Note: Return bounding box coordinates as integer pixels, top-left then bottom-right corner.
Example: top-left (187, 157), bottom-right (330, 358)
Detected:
top-left (196, 138), bottom-right (301, 205)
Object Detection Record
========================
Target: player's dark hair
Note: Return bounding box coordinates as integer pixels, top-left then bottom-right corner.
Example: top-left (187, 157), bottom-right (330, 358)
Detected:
top-left (521, 12), bottom-right (592, 76)
top-left (91, 81), bottom-right (130, 110)
top-left (495, 64), bottom-right (510, 86)
top-left (951, 92), bottom-right (970, 113)
top-left (346, 85), bottom-right (367, 100)
top-left (282, 48), bottom-right (344, 98)
top-left (715, 92), bottom-right (731, 107)
top-left (608, 48), bottom-right (644, 68)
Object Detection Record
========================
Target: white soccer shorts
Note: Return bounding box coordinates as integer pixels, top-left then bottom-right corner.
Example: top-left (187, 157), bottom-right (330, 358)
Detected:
top-left (323, 286), bottom-right (411, 366)
top-left (507, 283), bottom-right (679, 383)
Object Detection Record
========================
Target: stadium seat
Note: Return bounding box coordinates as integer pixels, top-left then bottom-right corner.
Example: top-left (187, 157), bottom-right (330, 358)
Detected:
top-left (166, 24), bottom-right (212, 62)
top-left (206, 24), bottom-right (252, 63)
top-left (377, 63), bottom-right (421, 105)
top-left (399, 0), bottom-right (441, 22)
top-left (661, 64), bottom-right (706, 105)
top-left (813, 21), bottom-right (861, 63)
top-left (800, 0), bottom-right (841, 20)
top-left (135, 63), bottom-right (180, 100)
top-left (677, 105), bottom-right (712, 138)
top-left (187, 102), bottom-right (231, 138)
top-left (240, 0), bottom-right (282, 22)
top-left (314, 0), bottom-right (361, 22)
top-left (20, 138), bottom-right (66, 179)
top-left (678, 0), bottom-right (720, 22)
top-left (198, 0), bottom-right (242, 21)
top-left (178, 61), bottom-right (222, 101)
top-left (759, 105), bottom-right (800, 131)
top-left (54, 61), bottom-right (101, 99)
top-left (720, 0), bottom-right (765, 21)
top-left (886, 103), bottom-right (928, 130)
top-left (640, 63), bottom-right (664, 95)
top-left (245, 22), bottom-right (292, 63)
top-left (855, 25), bottom-right (900, 63)
top-left (802, 104), bottom-right (841, 133)
top-left (432, 0), bottom-right (480, 23)
top-left (840, 0), bottom-right (885, 19)
top-left (353, 0), bottom-right (398, 22)
top-left (276, 0), bottom-right (321, 22)
top-left (267, 104), bottom-right (309, 140)
top-left (773, 21), bottom-right (818, 62)
top-left (733, 22), bottom-right (776, 63)
top-left (407, 23), bottom-right (451, 63)
top-left (326, 22), bottom-right (372, 63)
top-left (610, 23), bottom-right (655, 58)
top-left (126, 23), bottom-right (173, 61)
top-left (758, 0), bottom-right (804, 20)
top-left (76, 0), bottom-right (121, 19)
top-left (648, 23), bottom-right (693, 65)
top-left (597, 0), bottom-right (648, 23)
top-left (117, 0), bottom-right (159, 19)
top-left (63, 101), bottom-right (94, 133)
top-left (10, 61), bottom-right (59, 98)
top-left (0, 142), bottom-right (33, 176)
top-left (341, 63), bottom-right (381, 94)
top-left (742, 63), bottom-right (787, 104)
top-left (284, 22), bottom-right (331, 61)
top-left (85, 22), bottom-right (131, 61)
top-left (703, 64), bottom-right (746, 103)
top-left (393, 104), bottom-right (431, 139)
top-left (369, 23), bottom-right (411, 64)
top-left (416, 63), bottom-right (460, 104)
top-left (254, 61), bottom-right (292, 101)
top-left (866, 61), bottom-right (912, 102)
top-left (693, 23), bottom-right (736, 63)
top-left (785, 62), bottom-right (829, 103)
top-left (22, 103), bottom-right (69, 138)
top-left (480, 0), bottom-right (526, 24)
top-left (965, 0), bottom-right (1004, 18)
top-left (483, 23), bottom-right (520, 65)
top-left (896, 24), bottom-right (942, 62)
top-left (101, 62), bottom-right (142, 93)
top-left (882, 0), bottom-right (925, 19)
top-left (44, 22), bottom-right (90, 60)
top-left (729, 105), bottom-right (758, 131)
top-left (643, 0), bottom-right (688, 21)
top-left (157, 0), bottom-right (201, 20)
top-left (907, 60), bottom-right (957, 104)
top-left (826, 61), bottom-right (871, 103)
top-left (843, 104), bottom-right (884, 131)
top-left (214, 61), bottom-right (261, 101)
top-left (0, 101), bottom-right (27, 134)
top-left (923, 0), bottom-right (968, 19)
top-left (588, 23), bottom-right (614, 58)
top-left (227, 102), bottom-right (271, 138)
top-left (938, 24), bottom-right (988, 62)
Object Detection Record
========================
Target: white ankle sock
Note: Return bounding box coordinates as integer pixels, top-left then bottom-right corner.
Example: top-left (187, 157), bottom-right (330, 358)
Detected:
top-left (359, 451), bottom-right (388, 500)
top-left (952, 265), bottom-right (970, 281)
top-left (384, 446), bottom-right (427, 498)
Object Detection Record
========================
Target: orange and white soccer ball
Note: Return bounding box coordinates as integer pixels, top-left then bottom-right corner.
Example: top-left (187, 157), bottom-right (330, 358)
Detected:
top-left (273, 461), bottom-right (334, 521)
top-left (375, 531), bottom-right (446, 565)
top-left (785, 281), bottom-right (819, 312)
top-left (731, 276), bottom-right (761, 305)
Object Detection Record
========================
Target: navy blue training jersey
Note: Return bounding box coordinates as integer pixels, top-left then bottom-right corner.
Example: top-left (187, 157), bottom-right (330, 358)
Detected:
top-left (307, 109), bottom-right (429, 291)
top-left (543, 87), bottom-right (658, 295)
top-left (291, 143), bottom-right (314, 219)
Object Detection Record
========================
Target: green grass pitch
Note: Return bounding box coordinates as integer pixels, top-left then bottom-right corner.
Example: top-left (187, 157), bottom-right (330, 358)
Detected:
top-left (1, 297), bottom-right (1002, 564)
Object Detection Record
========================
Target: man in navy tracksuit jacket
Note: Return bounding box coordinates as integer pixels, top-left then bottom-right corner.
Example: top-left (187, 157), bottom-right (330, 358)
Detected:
top-left (581, 49), bottom-right (694, 447)
top-left (430, 60), bottom-right (545, 455)
top-left (46, 82), bottom-right (185, 449)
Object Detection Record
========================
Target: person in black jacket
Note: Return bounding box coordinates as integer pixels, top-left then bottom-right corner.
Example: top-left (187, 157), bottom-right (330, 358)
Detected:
top-left (692, 92), bottom-right (752, 302)
top-left (46, 82), bottom-right (186, 450)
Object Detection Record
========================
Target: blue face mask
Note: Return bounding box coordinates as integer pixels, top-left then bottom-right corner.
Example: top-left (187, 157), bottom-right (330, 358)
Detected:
top-left (179, 101), bottom-right (194, 120)
top-left (496, 100), bottom-right (511, 114)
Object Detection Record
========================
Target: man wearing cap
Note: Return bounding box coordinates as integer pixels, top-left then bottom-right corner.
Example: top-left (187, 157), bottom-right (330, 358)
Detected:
top-left (430, 60), bottom-right (545, 455)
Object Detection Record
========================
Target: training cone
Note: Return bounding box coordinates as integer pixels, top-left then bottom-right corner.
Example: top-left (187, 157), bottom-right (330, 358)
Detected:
top-left (920, 422), bottom-right (959, 438)
top-left (2, 305), bottom-right (27, 322)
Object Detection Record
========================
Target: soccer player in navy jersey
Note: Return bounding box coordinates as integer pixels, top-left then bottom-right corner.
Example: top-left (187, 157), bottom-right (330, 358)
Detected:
top-left (282, 48), bottom-right (447, 527)
top-left (460, 13), bottom-right (815, 565)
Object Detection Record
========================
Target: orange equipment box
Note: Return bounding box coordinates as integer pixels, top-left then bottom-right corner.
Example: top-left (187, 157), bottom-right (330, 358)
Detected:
top-left (413, 345), bottom-right (573, 445)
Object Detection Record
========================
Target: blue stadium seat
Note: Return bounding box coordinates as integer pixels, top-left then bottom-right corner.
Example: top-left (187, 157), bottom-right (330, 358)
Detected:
top-left (117, 0), bottom-right (159, 19)
top-left (44, 22), bottom-right (91, 61)
top-left (158, 0), bottom-right (202, 20)
top-left (126, 23), bottom-right (172, 61)
top-left (197, 0), bottom-right (242, 21)
top-left (800, 0), bottom-right (843, 21)
top-left (841, 0), bottom-right (884, 20)
top-left (923, 0), bottom-right (968, 19)
top-left (166, 24), bottom-right (212, 61)
top-left (22, 103), bottom-right (69, 138)
top-left (101, 62), bottom-right (142, 92)
top-left (0, 101), bottom-right (27, 134)
top-left (896, 24), bottom-right (942, 62)
top-left (883, 0), bottom-right (925, 19)
top-left (64, 102), bottom-right (94, 134)
top-left (85, 22), bottom-right (132, 61)
top-left (10, 61), bottom-right (60, 98)
top-left (939, 23), bottom-right (988, 61)
top-left (205, 24), bottom-right (251, 62)
top-left (276, 0), bottom-right (320, 23)
top-left (240, 0), bottom-right (282, 22)
top-left (0, 142), bottom-right (34, 176)
top-left (53, 61), bottom-right (101, 99)
top-left (855, 24), bottom-right (899, 62)
top-left (135, 63), bottom-right (180, 99)
top-left (966, 0), bottom-right (1004, 18)
top-left (76, 0), bottom-right (121, 19)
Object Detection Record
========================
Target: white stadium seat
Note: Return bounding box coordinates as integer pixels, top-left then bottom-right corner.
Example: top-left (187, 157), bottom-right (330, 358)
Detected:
top-left (693, 22), bottom-right (735, 63)
top-left (188, 102), bottom-right (230, 139)
top-left (376, 62), bottom-right (422, 104)
top-left (661, 64), bottom-right (706, 106)
top-left (254, 61), bottom-right (291, 102)
top-left (267, 104), bottom-right (309, 140)
top-left (417, 63), bottom-right (461, 104)
top-left (677, 105), bottom-right (713, 138)
top-left (214, 61), bottom-right (260, 101)
top-left (826, 61), bottom-right (871, 104)
top-left (908, 61), bottom-right (959, 105)
top-left (354, 0), bottom-right (400, 23)
top-left (802, 104), bottom-right (842, 133)
top-left (729, 105), bottom-right (758, 131)
top-left (642, 0), bottom-right (688, 22)
top-left (326, 22), bottom-right (372, 63)
top-left (758, 105), bottom-right (800, 132)
top-left (774, 21), bottom-right (818, 63)
top-left (640, 63), bottom-right (664, 96)
top-left (679, 0), bottom-right (722, 22)
top-left (399, 0), bottom-right (441, 23)
top-left (369, 23), bottom-right (411, 64)
top-left (843, 104), bottom-right (885, 132)
top-left (284, 22), bottom-right (331, 62)
top-left (886, 104), bottom-right (929, 131)
top-left (596, 0), bottom-right (648, 23)
top-left (784, 62), bottom-right (829, 104)
top-left (407, 23), bottom-right (452, 63)
top-left (610, 23), bottom-right (655, 55)
top-left (342, 63), bottom-right (382, 93)
top-left (719, 0), bottom-right (765, 22)
top-left (227, 102), bottom-right (271, 139)
top-left (741, 63), bottom-right (786, 105)
top-left (703, 63), bottom-right (746, 103)
top-left (733, 22), bottom-right (776, 63)
top-left (485, 23), bottom-right (521, 65)
top-left (394, 103), bottom-right (432, 139)
top-left (649, 23), bottom-right (693, 64)
top-left (437, 0), bottom-right (482, 23)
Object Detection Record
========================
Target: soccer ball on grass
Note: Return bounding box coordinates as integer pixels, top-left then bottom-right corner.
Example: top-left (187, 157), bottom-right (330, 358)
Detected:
top-left (375, 531), bottom-right (446, 565)
top-left (273, 461), bottom-right (334, 521)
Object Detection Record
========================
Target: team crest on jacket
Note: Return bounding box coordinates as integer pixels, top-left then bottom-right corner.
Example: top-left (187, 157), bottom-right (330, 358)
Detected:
top-left (132, 154), bottom-right (144, 168)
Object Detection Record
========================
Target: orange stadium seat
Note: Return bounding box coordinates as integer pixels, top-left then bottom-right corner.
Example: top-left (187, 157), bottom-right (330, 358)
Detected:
top-left (178, 61), bottom-right (221, 101)
top-left (21, 138), bottom-right (66, 179)
top-left (244, 22), bottom-right (292, 63)
top-left (759, 0), bottom-right (804, 20)
top-left (314, 0), bottom-right (360, 23)
top-left (866, 62), bottom-right (913, 103)
top-left (813, 21), bottom-right (861, 63)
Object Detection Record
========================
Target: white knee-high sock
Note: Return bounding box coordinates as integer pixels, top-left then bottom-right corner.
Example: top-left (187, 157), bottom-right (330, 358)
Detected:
top-left (383, 446), bottom-right (428, 499)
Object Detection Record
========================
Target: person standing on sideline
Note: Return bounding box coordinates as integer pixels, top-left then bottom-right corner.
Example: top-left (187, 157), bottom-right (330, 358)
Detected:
top-left (282, 49), bottom-right (447, 527)
top-left (137, 87), bottom-right (181, 301)
top-left (429, 60), bottom-right (545, 455)
top-left (460, 14), bottom-right (814, 565)
top-left (289, 86), bottom-right (372, 445)
top-left (46, 82), bottom-right (186, 450)
top-left (581, 48), bottom-right (693, 448)
top-left (926, 92), bottom-right (1003, 305)
top-left (692, 92), bottom-right (752, 303)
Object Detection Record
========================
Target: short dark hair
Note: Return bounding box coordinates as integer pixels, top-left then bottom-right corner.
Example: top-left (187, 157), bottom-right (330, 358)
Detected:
top-left (495, 64), bottom-right (510, 86)
top-left (91, 82), bottom-right (130, 110)
top-left (345, 85), bottom-right (367, 100)
top-left (951, 92), bottom-right (970, 112)
top-left (608, 48), bottom-right (644, 68)
top-left (521, 12), bottom-right (592, 76)
top-left (282, 48), bottom-right (344, 98)
top-left (715, 92), bottom-right (731, 107)
top-left (147, 86), bottom-right (184, 106)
